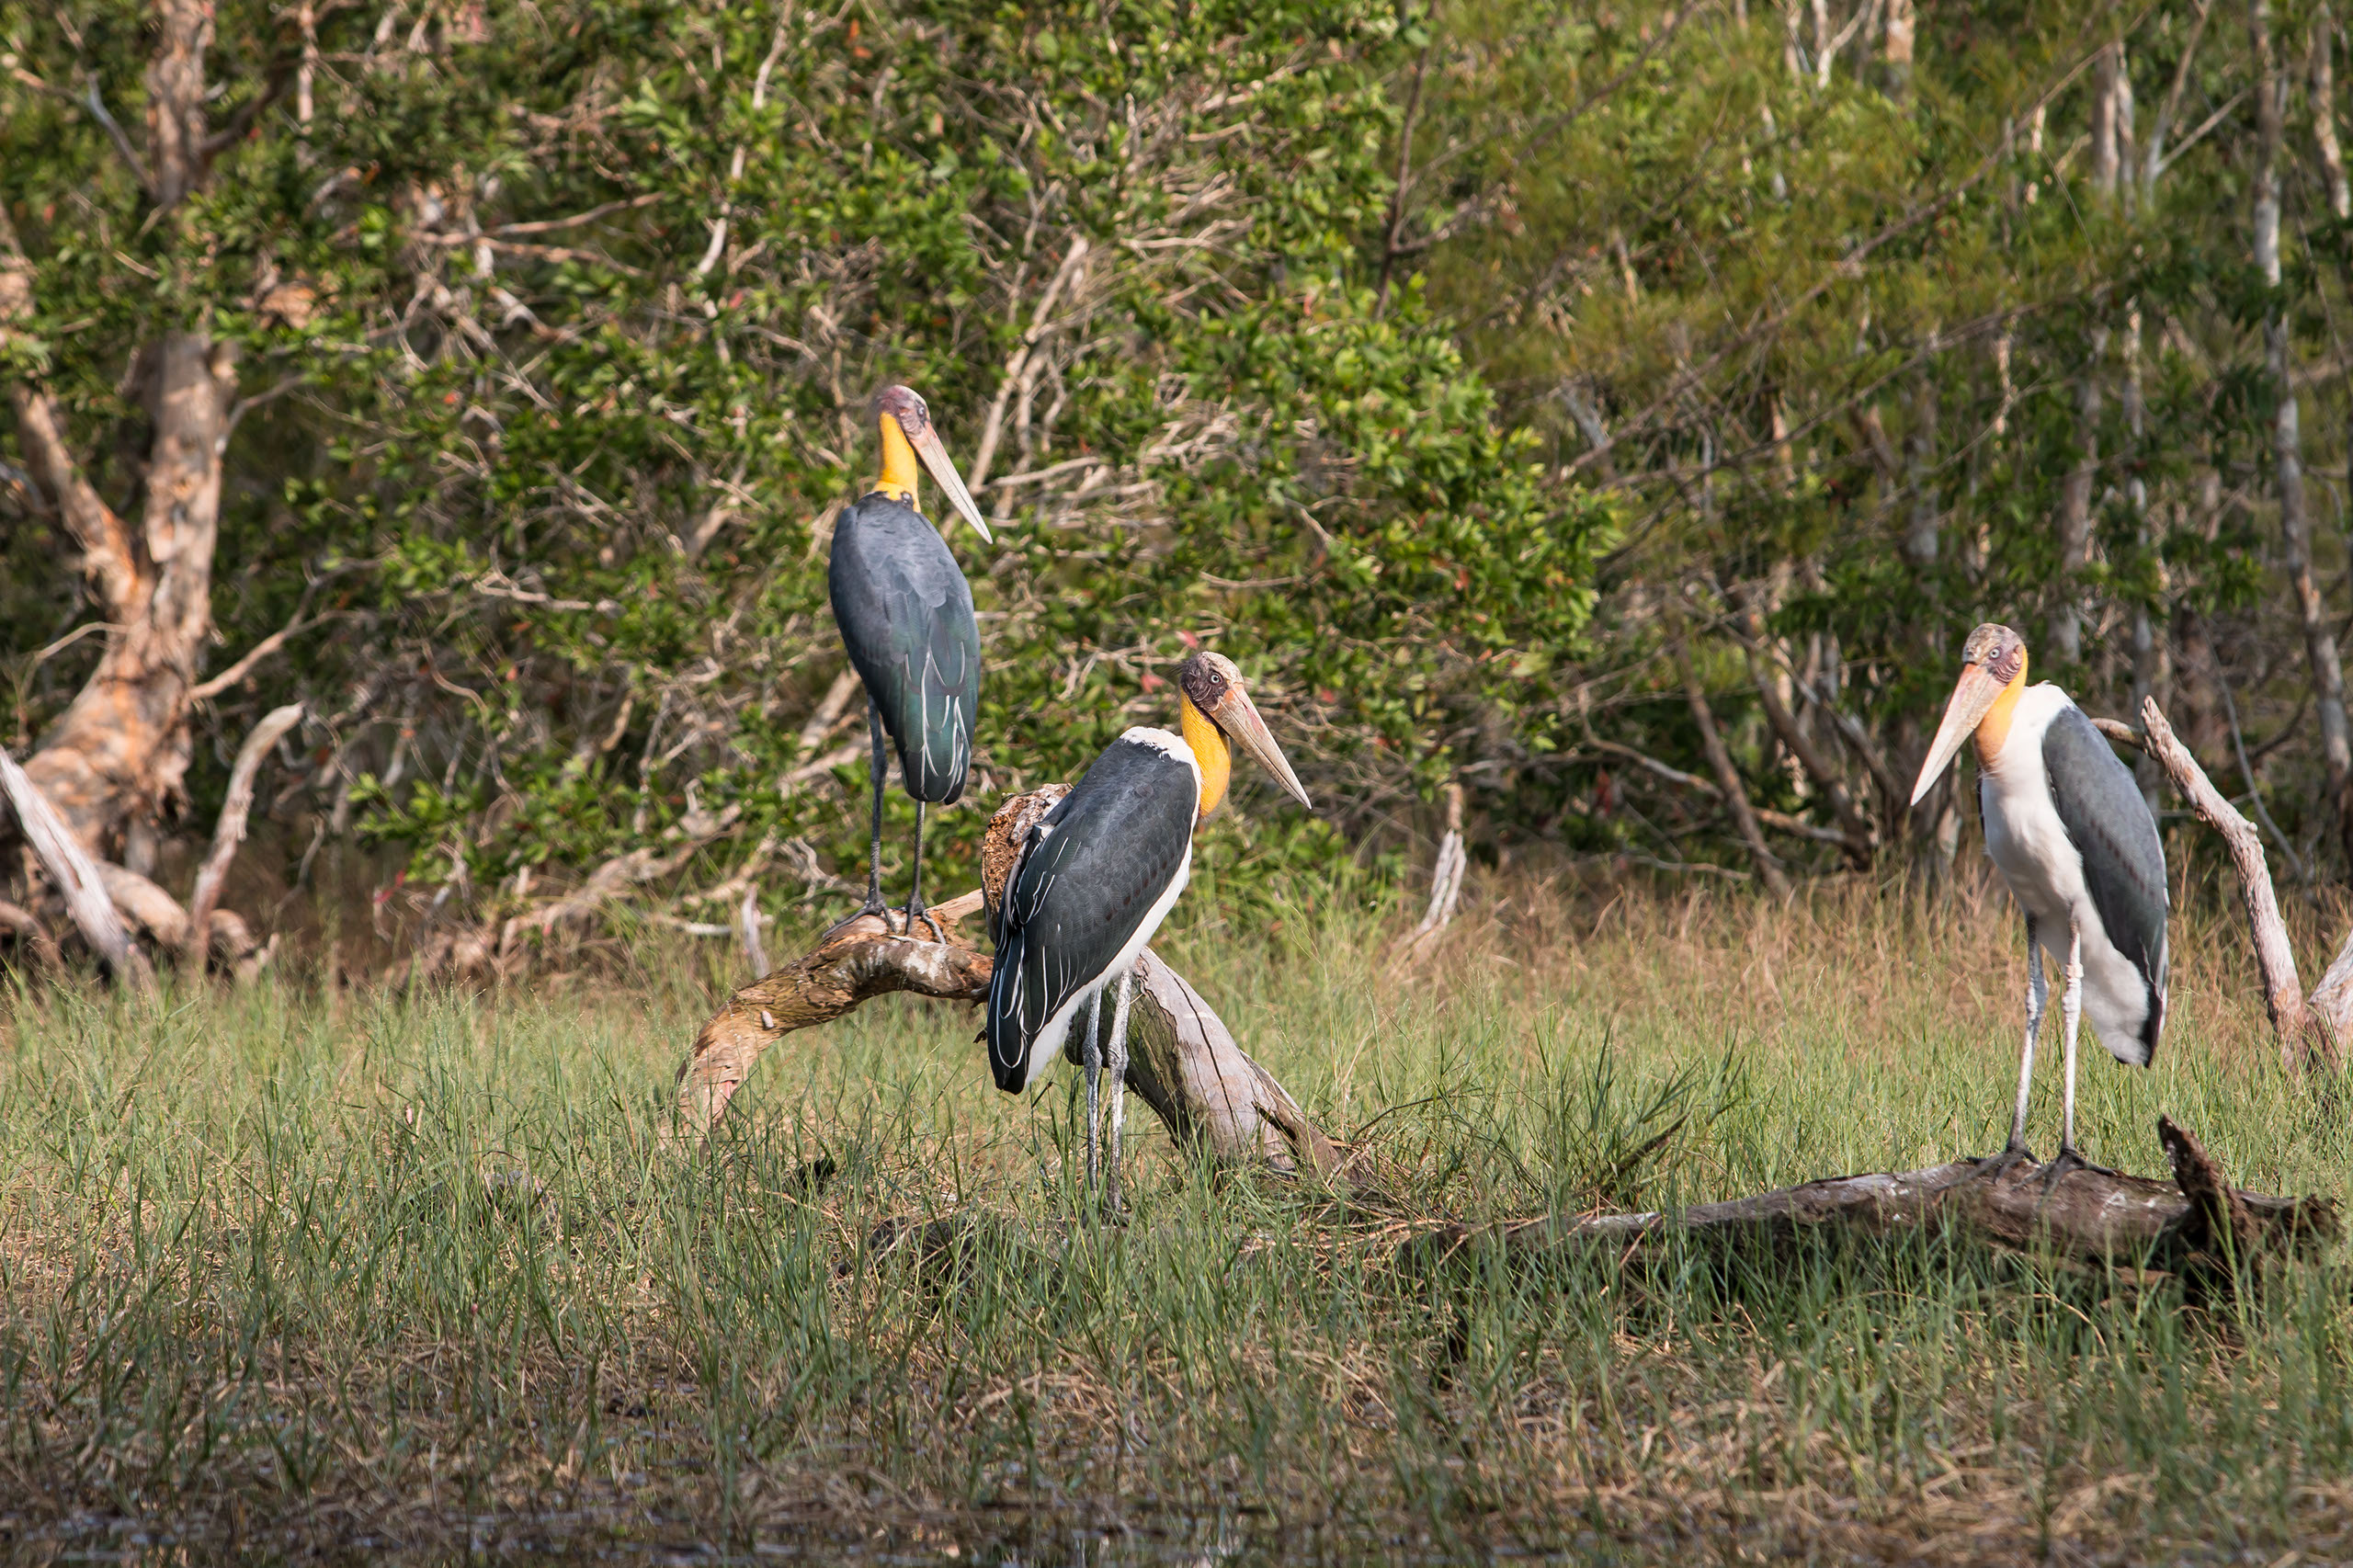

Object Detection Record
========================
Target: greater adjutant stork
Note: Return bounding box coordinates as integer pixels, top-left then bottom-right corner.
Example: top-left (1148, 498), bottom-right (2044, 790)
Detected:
top-left (828, 385), bottom-right (993, 937)
top-left (1911, 623), bottom-right (2168, 1180)
top-left (984, 652), bottom-right (1313, 1211)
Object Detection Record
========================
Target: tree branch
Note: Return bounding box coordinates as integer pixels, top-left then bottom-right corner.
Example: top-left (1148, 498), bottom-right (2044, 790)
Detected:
top-left (2126, 701), bottom-right (2322, 1067)
top-left (185, 703), bottom-right (303, 970)
top-left (0, 745), bottom-right (144, 989)
top-left (675, 789), bottom-right (1343, 1182)
top-left (1672, 631), bottom-right (1793, 898)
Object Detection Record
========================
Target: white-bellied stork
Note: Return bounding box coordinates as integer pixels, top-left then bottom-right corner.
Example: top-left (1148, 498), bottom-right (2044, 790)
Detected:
top-left (827, 385), bottom-right (993, 938)
top-left (1911, 622), bottom-right (2168, 1180)
top-left (984, 651), bottom-right (1313, 1212)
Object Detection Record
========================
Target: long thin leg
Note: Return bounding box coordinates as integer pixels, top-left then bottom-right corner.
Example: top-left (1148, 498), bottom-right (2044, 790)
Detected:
top-left (1102, 968), bottom-right (1135, 1219)
top-left (903, 800), bottom-right (946, 942)
top-left (2009, 915), bottom-right (2047, 1148)
top-left (1082, 990), bottom-right (1103, 1197)
top-left (2044, 923), bottom-right (2116, 1185)
top-left (860, 697), bottom-right (889, 918)
top-left (1978, 915), bottom-right (2044, 1180)
top-left (2061, 924), bottom-right (2084, 1153)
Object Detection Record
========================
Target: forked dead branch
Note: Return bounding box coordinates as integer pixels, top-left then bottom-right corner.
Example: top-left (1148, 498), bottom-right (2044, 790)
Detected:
top-left (676, 786), bottom-right (1342, 1181)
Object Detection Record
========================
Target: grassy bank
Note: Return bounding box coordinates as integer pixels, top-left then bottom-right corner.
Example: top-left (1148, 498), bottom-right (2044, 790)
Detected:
top-left (2, 870), bottom-right (2351, 1562)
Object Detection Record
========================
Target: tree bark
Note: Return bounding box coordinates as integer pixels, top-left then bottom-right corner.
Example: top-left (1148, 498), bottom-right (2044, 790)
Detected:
top-left (675, 789), bottom-right (1343, 1182)
top-left (0, 746), bottom-right (143, 988)
top-left (1402, 1118), bottom-right (2336, 1298)
top-left (1881, 0), bottom-right (1914, 102)
top-left (0, 2), bottom-right (239, 862)
top-left (2049, 332), bottom-right (2103, 664)
top-left (2252, 0), bottom-right (2353, 872)
top-left (2122, 307), bottom-right (2166, 814)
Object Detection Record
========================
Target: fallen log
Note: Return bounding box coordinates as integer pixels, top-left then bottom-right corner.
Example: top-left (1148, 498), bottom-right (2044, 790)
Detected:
top-left (675, 788), bottom-right (1341, 1181)
top-left (1399, 1119), bottom-right (2336, 1294)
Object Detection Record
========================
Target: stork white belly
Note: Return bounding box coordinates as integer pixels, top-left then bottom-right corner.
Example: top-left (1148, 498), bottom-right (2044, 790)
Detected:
top-left (1978, 687), bottom-right (2157, 1066)
top-left (1010, 835), bottom-right (1192, 1092)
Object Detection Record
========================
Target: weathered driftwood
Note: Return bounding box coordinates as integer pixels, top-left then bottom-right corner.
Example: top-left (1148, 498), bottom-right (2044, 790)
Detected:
top-left (1401, 1119), bottom-right (2337, 1290)
top-left (2097, 699), bottom-right (2353, 1070)
top-left (676, 788), bottom-right (1341, 1181)
top-left (0, 743), bottom-right (146, 990)
top-left (184, 701), bottom-right (304, 971)
top-left (1390, 781), bottom-right (1466, 969)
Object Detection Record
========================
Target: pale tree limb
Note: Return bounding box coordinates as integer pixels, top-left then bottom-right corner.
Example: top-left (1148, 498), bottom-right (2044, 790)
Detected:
top-left (2100, 701), bottom-right (2336, 1069)
top-left (795, 667), bottom-right (865, 756)
top-left (496, 803), bottom-right (741, 959)
top-left (184, 702), bottom-right (303, 970)
top-left (736, 885), bottom-right (767, 976)
top-left (675, 789), bottom-right (1344, 1182)
top-left (0, 745), bottom-right (146, 990)
top-left (1392, 782), bottom-right (1468, 967)
top-left (93, 860), bottom-right (271, 981)
top-left (189, 620), bottom-right (317, 701)
top-left (968, 235), bottom-right (1091, 493)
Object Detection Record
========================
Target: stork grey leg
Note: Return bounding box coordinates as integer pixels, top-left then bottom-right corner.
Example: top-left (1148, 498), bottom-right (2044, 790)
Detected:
top-left (1082, 990), bottom-right (1103, 1198)
top-left (2045, 923), bottom-right (2114, 1186)
top-left (903, 801), bottom-right (946, 942)
top-left (1102, 967), bottom-right (1135, 1220)
top-left (860, 698), bottom-right (891, 921)
top-left (1975, 915), bottom-right (2044, 1180)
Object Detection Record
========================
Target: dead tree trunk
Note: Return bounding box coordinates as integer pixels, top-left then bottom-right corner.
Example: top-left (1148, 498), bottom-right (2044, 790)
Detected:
top-left (675, 789), bottom-right (1342, 1181)
top-left (1402, 1119), bottom-right (2336, 1297)
top-left (0, 0), bottom-right (241, 867)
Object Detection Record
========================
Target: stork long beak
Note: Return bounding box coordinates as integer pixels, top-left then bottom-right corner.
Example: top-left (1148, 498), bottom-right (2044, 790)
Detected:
top-left (1910, 662), bottom-right (2006, 805)
top-left (904, 417), bottom-right (994, 544)
top-left (1209, 685), bottom-right (1313, 810)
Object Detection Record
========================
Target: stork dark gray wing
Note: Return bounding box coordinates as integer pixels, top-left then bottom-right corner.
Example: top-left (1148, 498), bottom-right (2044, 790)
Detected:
top-left (2043, 702), bottom-right (2168, 1057)
top-left (985, 738), bottom-right (1198, 1092)
top-left (827, 494), bottom-right (981, 804)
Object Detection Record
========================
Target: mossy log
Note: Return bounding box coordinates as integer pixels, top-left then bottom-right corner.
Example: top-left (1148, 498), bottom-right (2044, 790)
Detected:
top-left (675, 787), bottom-right (1340, 1180)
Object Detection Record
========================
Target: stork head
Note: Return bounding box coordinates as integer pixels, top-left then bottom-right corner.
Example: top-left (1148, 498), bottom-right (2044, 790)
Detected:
top-left (1911, 622), bottom-right (2029, 805)
top-left (1175, 651), bottom-right (1313, 819)
top-left (870, 384), bottom-right (992, 543)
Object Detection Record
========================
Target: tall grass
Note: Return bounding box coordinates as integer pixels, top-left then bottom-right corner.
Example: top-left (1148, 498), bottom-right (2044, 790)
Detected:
top-left (3, 868), bottom-right (2351, 1562)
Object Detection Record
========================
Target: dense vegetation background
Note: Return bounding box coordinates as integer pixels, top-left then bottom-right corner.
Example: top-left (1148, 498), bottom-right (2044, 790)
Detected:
top-left (0, 0), bottom-right (2345, 966)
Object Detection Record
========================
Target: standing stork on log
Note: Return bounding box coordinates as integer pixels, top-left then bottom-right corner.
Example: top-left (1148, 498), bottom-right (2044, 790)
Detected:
top-left (1912, 622), bottom-right (2169, 1182)
top-left (985, 652), bottom-right (1313, 1213)
top-left (828, 385), bottom-right (994, 939)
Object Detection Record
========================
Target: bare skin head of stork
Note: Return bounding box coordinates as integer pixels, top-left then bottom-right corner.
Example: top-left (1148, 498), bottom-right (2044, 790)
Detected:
top-left (870, 385), bottom-right (993, 543)
top-left (1910, 622), bottom-right (2029, 806)
top-left (1175, 652), bottom-right (1313, 820)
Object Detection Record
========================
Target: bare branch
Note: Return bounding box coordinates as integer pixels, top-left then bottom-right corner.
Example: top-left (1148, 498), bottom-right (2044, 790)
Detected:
top-left (0, 746), bottom-right (143, 988)
top-left (1677, 651), bottom-right (1791, 900)
top-left (185, 703), bottom-right (304, 969)
top-left (2136, 699), bottom-right (2318, 1066)
top-left (190, 618), bottom-right (314, 700)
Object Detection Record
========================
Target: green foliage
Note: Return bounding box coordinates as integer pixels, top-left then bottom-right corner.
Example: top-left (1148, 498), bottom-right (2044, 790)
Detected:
top-left (3, 0), bottom-right (1608, 921)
